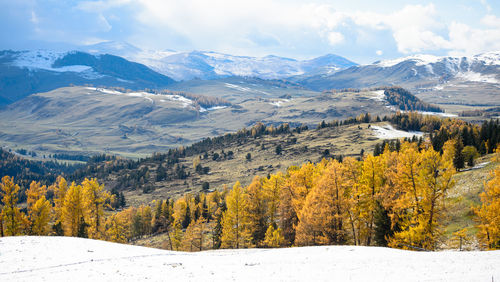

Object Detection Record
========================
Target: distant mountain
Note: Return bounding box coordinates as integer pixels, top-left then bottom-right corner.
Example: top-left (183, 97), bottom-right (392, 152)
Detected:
top-left (0, 50), bottom-right (175, 105)
top-left (294, 52), bottom-right (500, 91)
top-left (80, 41), bottom-right (358, 81)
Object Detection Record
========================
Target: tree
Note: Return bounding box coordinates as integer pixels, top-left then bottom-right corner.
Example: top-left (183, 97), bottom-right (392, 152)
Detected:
top-left (62, 182), bottom-right (85, 237)
top-left (26, 181), bottom-right (51, 235)
top-left (50, 176), bottom-right (68, 235)
top-left (221, 182), bottom-right (252, 248)
top-left (276, 144), bottom-right (282, 155)
top-left (295, 160), bottom-right (348, 246)
top-left (263, 224), bottom-right (285, 247)
top-left (246, 153), bottom-right (252, 161)
top-left (246, 176), bottom-right (267, 245)
top-left (0, 176), bottom-right (26, 236)
top-left (82, 178), bottom-right (109, 239)
top-left (476, 166), bottom-right (500, 249)
top-left (462, 146), bottom-right (479, 167)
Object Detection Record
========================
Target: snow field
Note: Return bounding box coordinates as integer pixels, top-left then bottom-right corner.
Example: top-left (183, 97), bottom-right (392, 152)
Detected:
top-left (1, 236), bottom-right (499, 282)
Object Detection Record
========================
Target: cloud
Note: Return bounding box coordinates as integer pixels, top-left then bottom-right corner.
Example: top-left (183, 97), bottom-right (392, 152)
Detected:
top-left (376, 50), bottom-right (383, 56)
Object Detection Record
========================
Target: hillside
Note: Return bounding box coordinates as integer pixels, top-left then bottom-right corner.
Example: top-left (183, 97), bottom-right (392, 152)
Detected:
top-left (292, 52), bottom-right (500, 113)
top-left (0, 85), bottom-right (401, 157)
top-left (1, 236), bottom-right (498, 282)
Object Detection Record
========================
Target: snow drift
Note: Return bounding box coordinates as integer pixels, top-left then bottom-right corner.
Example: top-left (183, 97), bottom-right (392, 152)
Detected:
top-left (1, 236), bottom-right (499, 282)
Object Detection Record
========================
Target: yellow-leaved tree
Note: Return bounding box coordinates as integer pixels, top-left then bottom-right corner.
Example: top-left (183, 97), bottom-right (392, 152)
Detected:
top-left (82, 178), bottom-right (110, 239)
top-left (476, 166), bottom-right (500, 249)
top-left (50, 176), bottom-right (68, 235)
top-left (221, 181), bottom-right (252, 248)
top-left (62, 182), bottom-right (85, 237)
top-left (1, 176), bottom-right (27, 236)
top-left (295, 160), bottom-right (348, 246)
top-left (26, 181), bottom-right (51, 235)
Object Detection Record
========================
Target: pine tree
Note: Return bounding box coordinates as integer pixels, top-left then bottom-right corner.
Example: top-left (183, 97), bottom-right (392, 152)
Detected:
top-left (221, 182), bottom-right (252, 248)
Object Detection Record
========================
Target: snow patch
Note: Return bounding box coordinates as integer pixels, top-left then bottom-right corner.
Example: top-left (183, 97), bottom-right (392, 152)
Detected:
top-left (369, 90), bottom-right (386, 102)
top-left (11, 50), bottom-right (92, 73)
top-left (224, 83), bottom-right (252, 92)
top-left (371, 124), bottom-right (423, 139)
top-left (377, 54), bottom-right (441, 68)
top-left (455, 71), bottom-right (499, 84)
top-left (269, 99), bottom-right (290, 107)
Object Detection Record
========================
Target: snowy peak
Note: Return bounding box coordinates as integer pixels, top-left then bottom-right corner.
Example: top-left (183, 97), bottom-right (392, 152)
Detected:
top-left (71, 41), bottom-right (358, 81)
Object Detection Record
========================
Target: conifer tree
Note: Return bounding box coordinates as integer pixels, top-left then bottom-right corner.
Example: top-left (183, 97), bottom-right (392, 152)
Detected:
top-left (476, 166), bottom-right (500, 249)
top-left (0, 176), bottom-right (26, 236)
top-left (246, 176), bottom-right (268, 245)
top-left (50, 176), bottom-right (68, 235)
top-left (62, 182), bottom-right (85, 237)
top-left (263, 224), bottom-right (285, 247)
top-left (221, 182), bottom-right (252, 248)
top-left (26, 181), bottom-right (51, 235)
top-left (82, 178), bottom-right (109, 239)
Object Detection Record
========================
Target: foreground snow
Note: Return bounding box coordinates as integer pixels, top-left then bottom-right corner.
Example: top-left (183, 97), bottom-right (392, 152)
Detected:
top-left (1, 237), bottom-right (499, 282)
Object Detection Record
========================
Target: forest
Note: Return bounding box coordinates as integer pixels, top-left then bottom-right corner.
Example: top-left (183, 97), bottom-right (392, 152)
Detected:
top-left (1, 139), bottom-right (499, 251)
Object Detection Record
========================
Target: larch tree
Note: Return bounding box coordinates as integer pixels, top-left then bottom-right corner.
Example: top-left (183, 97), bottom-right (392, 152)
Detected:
top-left (221, 181), bottom-right (252, 248)
top-left (476, 165), bottom-right (500, 249)
top-left (358, 154), bottom-right (385, 245)
top-left (82, 178), bottom-right (109, 239)
top-left (26, 181), bottom-right (51, 235)
top-left (246, 176), bottom-right (268, 245)
top-left (1, 176), bottom-right (26, 236)
top-left (295, 160), bottom-right (348, 246)
top-left (62, 182), bottom-right (85, 237)
top-left (50, 176), bottom-right (68, 235)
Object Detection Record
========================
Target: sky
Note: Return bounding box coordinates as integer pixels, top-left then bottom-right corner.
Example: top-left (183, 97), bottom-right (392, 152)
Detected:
top-left (1, 0), bottom-right (500, 64)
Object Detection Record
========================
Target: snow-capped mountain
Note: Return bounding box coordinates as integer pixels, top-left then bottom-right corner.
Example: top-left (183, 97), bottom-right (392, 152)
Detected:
top-left (295, 52), bottom-right (500, 91)
top-left (80, 41), bottom-right (358, 81)
top-left (0, 49), bottom-right (174, 104)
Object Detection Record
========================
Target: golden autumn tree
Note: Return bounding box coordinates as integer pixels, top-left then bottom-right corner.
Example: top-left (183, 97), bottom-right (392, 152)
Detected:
top-left (26, 181), bottom-right (51, 235)
top-left (221, 181), bottom-right (252, 248)
top-left (105, 213), bottom-right (127, 243)
top-left (390, 146), bottom-right (455, 250)
top-left (82, 178), bottom-right (110, 239)
top-left (342, 157), bottom-right (362, 245)
top-left (50, 176), bottom-right (68, 235)
top-left (262, 172), bottom-right (284, 226)
top-left (245, 176), bottom-right (267, 245)
top-left (476, 166), bottom-right (500, 249)
top-left (62, 182), bottom-right (85, 237)
top-left (1, 176), bottom-right (27, 236)
top-left (358, 154), bottom-right (385, 245)
top-left (263, 224), bottom-right (285, 248)
top-left (295, 160), bottom-right (348, 246)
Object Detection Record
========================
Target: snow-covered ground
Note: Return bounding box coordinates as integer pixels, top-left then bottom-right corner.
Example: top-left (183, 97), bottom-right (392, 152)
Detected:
top-left (371, 124), bottom-right (424, 139)
top-left (0, 236), bottom-right (499, 282)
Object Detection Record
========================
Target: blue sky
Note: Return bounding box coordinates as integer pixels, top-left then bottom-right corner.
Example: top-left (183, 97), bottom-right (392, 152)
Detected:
top-left (1, 0), bottom-right (500, 64)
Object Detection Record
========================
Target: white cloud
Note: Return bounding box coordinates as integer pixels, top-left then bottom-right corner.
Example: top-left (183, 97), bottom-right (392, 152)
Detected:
top-left (376, 50), bottom-right (383, 56)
